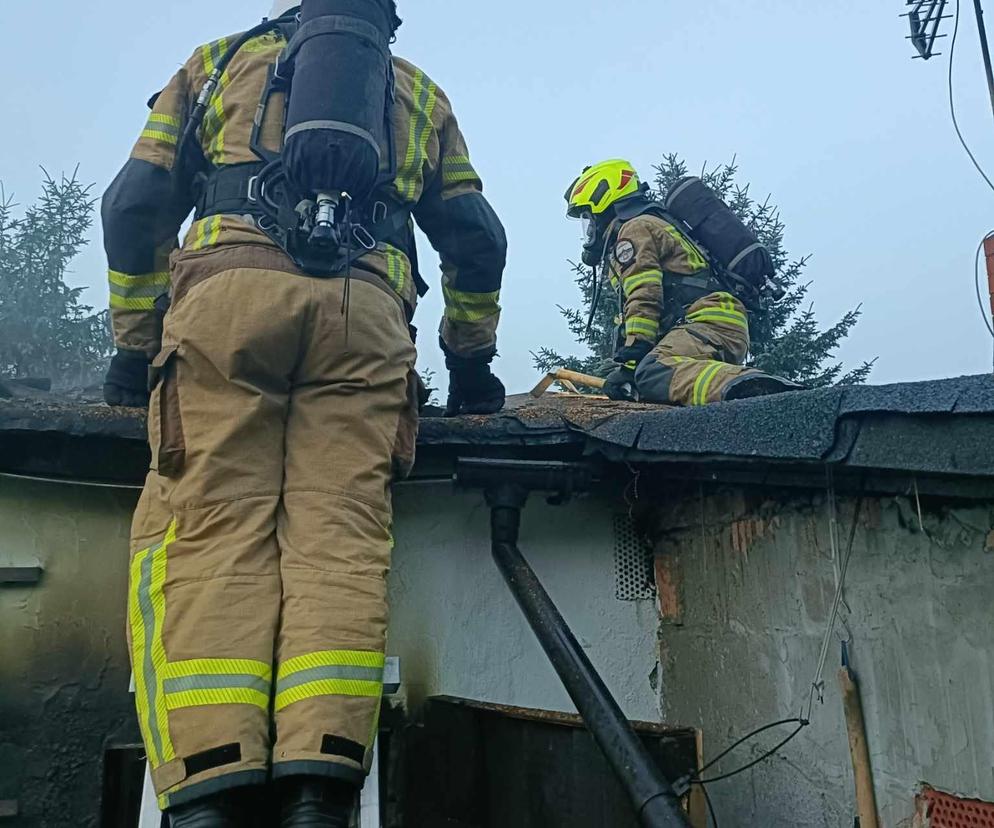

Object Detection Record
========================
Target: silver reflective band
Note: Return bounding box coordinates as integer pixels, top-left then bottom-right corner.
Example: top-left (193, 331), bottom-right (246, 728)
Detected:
top-left (726, 242), bottom-right (765, 273)
top-left (282, 120), bottom-right (382, 160)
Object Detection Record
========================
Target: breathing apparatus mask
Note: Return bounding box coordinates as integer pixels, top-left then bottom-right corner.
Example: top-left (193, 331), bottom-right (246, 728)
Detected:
top-left (573, 210), bottom-right (607, 268)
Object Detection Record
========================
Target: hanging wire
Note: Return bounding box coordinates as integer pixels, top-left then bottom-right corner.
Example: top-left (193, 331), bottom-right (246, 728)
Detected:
top-left (974, 231), bottom-right (994, 338)
top-left (948, 0), bottom-right (994, 193)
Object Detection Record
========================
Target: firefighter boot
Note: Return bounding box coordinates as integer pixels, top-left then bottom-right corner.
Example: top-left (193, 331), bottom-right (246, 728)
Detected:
top-left (723, 373), bottom-right (804, 402)
top-left (167, 790), bottom-right (246, 828)
top-left (279, 777), bottom-right (356, 828)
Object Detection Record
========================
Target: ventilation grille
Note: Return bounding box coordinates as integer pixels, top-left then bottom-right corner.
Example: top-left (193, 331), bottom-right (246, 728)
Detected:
top-left (613, 514), bottom-right (655, 601)
top-left (921, 787), bottom-right (994, 828)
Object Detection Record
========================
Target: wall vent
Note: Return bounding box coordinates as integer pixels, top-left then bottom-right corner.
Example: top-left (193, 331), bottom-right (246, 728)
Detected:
top-left (613, 514), bottom-right (655, 601)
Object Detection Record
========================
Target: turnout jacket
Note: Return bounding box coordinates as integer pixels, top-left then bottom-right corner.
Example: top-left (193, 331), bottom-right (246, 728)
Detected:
top-left (103, 29), bottom-right (507, 360)
top-left (601, 211), bottom-right (714, 351)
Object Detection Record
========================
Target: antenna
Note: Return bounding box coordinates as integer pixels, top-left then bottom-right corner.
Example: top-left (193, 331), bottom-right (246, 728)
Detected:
top-left (903, 0), bottom-right (951, 59)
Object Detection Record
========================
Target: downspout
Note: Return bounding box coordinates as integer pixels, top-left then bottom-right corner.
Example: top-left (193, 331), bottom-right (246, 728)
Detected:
top-left (456, 458), bottom-right (690, 828)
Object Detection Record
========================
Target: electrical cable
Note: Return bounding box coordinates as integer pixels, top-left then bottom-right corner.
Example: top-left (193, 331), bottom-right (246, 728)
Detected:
top-left (948, 0), bottom-right (994, 194)
top-left (974, 230), bottom-right (994, 338)
top-left (694, 719), bottom-right (809, 785)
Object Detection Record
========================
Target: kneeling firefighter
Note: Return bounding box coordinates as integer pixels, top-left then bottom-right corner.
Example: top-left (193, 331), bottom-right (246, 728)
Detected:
top-left (101, 1), bottom-right (507, 824)
top-left (565, 159), bottom-right (801, 405)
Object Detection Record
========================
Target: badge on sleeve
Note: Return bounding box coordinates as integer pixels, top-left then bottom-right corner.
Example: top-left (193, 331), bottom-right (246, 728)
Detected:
top-left (614, 240), bottom-right (636, 267)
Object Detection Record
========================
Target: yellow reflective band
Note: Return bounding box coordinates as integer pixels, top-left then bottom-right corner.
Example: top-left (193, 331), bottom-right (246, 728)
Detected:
top-left (141, 129), bottom-right (179, 145)
top-left (692, 361), bottom-right (725, 406)
top-left (165, 688), bottom-right (269, 711)
top-left (661, 225), bottom-right (708, 271)
top-left (111, 295), bottom-right (157, 311)
top-left (625, 316), bottom-right (659, 339)
top-left (396, 69), bottom-right (438, 201)
top-left (276, 650), bottom-right (385, 712)
top-left (201, 38), bottom-right (231, 164)
top-left (443, 286), bottom-right (501, 323)
top-left (129, 522), bottom-right (178, 769)
top-left (109, 271), bottom-right (170, 290)
top-left (275, 679), bottom-right (382, 711)
top-left (278, 650), bottom-right (386, 678)
top-left (441, 155), bottom-right (479, 185)
top-left (383, 244), bottom-right (408, 297)
top-left (687, 309), bottom-right (749, 330)
top-left (622, 270), bottom-right (663, 296)
top-left (190, 215), bottom-right (222, 251)
top-left (164, 659), bottom-right (272, 679)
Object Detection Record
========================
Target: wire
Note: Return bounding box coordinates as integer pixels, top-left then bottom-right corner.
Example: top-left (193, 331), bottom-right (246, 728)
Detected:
top-left (948, 0), bottom-right (994, 194)
top-left (974, 231), bottom-right (994, 338)
top-left (0, 470), bottom-right (142, 490)
top-left (692, 718), bottom-right (809, 786)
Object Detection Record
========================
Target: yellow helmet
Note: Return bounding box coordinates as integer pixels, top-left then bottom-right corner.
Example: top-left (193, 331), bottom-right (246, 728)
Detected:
top-left (565, 159), bottom-right (642, 218)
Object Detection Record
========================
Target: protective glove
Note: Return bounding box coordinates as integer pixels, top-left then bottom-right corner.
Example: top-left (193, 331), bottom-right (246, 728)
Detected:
top-left (445, 354), bottom-right (506, 417)
top-left (613, 341), bottom-right (653, 368)
top-left (603, 366), bottom-right (638, 402)
top-left (104, 350), bottom-right (151, 408)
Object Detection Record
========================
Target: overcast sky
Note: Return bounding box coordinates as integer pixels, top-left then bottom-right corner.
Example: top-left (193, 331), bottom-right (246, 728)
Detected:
top-left (2, 0), bottom-right (994, 393)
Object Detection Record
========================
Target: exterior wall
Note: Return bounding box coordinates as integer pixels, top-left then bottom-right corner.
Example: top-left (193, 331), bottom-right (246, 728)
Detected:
top-left (652, 487), bottom-right (994, 827)
top-left (1, 477), bottom-right (660, 825)
top-left (388, 484), bottom-right (661, 721)
top-left (0, 478), bottom-right (139, 828)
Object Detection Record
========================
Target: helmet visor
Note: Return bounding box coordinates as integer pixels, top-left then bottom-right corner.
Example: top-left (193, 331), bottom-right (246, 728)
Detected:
top-left (581, 214), bottom-right (597, 247)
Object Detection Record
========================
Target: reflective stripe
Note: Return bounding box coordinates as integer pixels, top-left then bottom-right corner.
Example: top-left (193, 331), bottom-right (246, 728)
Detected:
top-left (275, 650), bottom-right (385, 712)
top-left (383, 244), bottom-right (408, 296)
top-left (190, 215), bottom-right (223, 251)
top-left (625, 316), bottom-right (660, 339)
top-left (141, 113), bottom-right (181, 145)
top-left (687, 309), bottom-right (749, 330)
top-left (201, 37), bottom-right (232, 164)
top-left (622, 270), bottom-right (662, 296)
top-left (165, 688), bottom-right (270, 711)
top-left (692, 361), bottom-right (725, 406)
top-left (396, 70), bottom-right (438, 201)
top-left (129, 522), bottom-right (178, 769)
top-left (108, 271), bottom-right (170, 307)
top-left (443, 286), bottom-right (501, 323)
top-left (661, 225), bottom-right (708, 271)
top-left (162, 657), bottom-right (272, 710)
top-left (442, 154), bottom-right (478, 185)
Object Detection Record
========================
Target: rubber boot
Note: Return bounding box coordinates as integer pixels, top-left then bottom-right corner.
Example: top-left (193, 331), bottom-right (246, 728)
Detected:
top-left (167, 790), bottom-right (245, 828)
top-left (279, 777), bottom-right (356, 828)
top-left (723, 373), bottom-right (804, 402)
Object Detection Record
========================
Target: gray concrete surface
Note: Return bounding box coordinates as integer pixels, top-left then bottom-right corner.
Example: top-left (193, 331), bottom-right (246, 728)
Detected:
top-left (653, 488), bottom-right (994, 827)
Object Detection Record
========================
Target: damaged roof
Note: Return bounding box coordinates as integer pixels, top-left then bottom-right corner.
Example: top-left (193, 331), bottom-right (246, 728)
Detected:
top-left (2, 373), bottom-right (994, 483)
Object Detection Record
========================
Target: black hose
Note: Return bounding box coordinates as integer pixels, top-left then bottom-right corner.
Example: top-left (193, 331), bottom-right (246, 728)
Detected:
top-left (174, 15), bottom-right (295, 178)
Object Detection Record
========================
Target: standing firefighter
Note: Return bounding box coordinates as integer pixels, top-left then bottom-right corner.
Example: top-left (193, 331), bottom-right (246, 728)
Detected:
top-left (101, 1), bottom-right (506, 825)
top-left (564, 159), bottom-right (799, 405)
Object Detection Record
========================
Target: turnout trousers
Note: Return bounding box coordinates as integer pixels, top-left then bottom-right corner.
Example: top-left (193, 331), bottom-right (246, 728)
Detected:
top-left (635, 291), bottom-right (761, 406)
top-left (127, 246), bottom-right (418, 810)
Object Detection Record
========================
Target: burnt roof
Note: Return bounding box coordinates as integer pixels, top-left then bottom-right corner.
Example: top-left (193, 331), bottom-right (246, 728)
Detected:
top-left (2, 374), bottom-right (994, 485)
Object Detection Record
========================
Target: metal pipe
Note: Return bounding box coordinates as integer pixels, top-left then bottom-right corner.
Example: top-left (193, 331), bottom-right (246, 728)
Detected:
top-left (974, 0), bottom-right (994, 126)
top-left (487, 485), bottom-right (689, 828)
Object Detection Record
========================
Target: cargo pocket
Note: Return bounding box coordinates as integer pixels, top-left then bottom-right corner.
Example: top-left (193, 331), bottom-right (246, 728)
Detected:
top-left (391, 370), bottom-right (425, 481)
top-left (148, 345), bottom-right (186, 478)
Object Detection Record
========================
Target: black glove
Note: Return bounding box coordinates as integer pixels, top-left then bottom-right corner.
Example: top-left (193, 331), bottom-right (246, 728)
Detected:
top-left (104, 350), bottom-right (151, 408)
top-left (603, 366), bottom-right (638, 402)
top-left (613, 341), bottom-right (654, 369)
top-left (445, 354), bottom-right (506, 417)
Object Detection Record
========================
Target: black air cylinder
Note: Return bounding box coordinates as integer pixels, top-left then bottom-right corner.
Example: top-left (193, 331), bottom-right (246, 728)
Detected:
top-left (282, 0), bottom-right (394, 205)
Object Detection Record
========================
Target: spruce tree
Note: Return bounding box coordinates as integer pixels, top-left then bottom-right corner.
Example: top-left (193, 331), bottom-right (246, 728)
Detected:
top-left (535, 155), bottom-right (873, 388)
top-left (0, 169), bottom-right (113, 389)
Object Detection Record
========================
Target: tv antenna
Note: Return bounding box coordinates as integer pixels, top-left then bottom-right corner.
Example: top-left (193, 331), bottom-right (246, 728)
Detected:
top-left (905, 0), bottom-right (950, 58)
top-left (905, 0), bottom-right (994, 124)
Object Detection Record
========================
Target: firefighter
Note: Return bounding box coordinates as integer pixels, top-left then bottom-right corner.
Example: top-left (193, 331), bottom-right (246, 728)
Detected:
top-left (101, 1), bottom-right (506, 825)
top-left (565, 159), bottom-right (800, 406)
